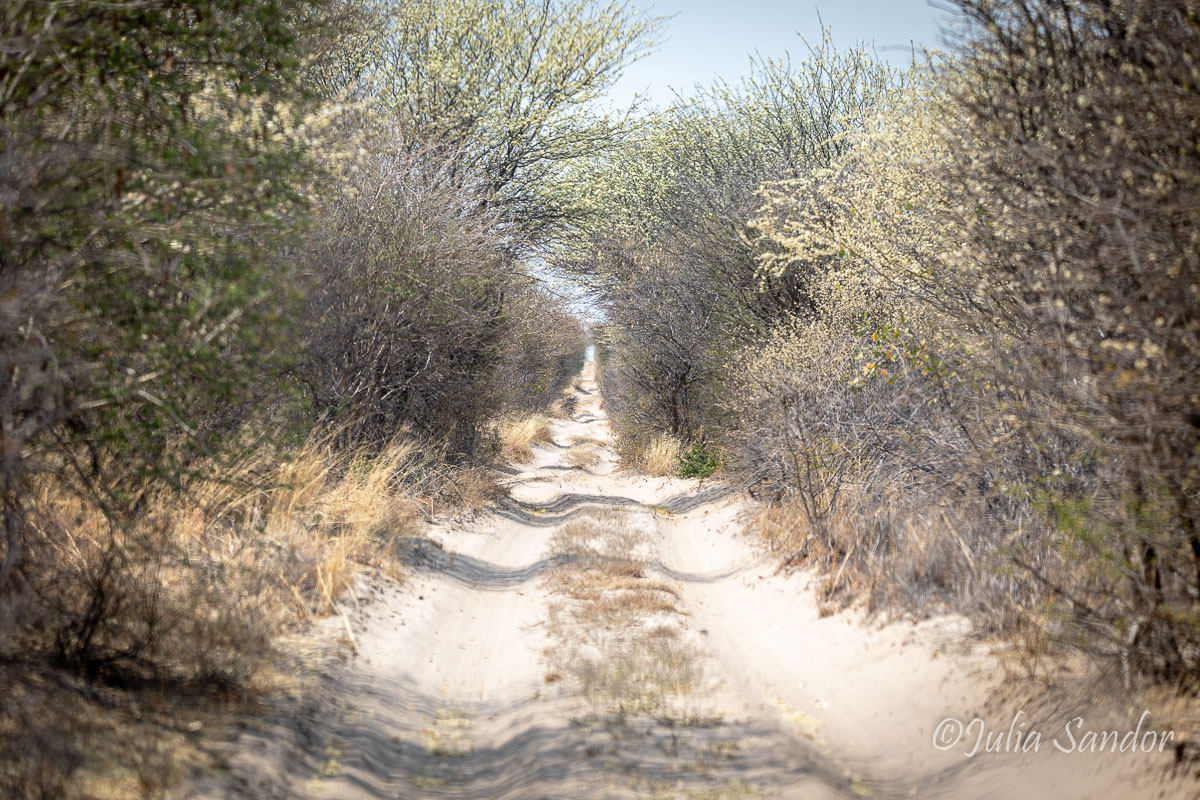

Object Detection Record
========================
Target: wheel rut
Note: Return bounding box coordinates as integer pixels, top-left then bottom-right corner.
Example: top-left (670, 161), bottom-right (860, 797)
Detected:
top-left (188, 361), bottom-right (1180, 800)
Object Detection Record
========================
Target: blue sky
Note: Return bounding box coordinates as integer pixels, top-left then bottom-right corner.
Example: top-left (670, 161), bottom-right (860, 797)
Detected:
top-left (606, 1), bottom-right (958, 109)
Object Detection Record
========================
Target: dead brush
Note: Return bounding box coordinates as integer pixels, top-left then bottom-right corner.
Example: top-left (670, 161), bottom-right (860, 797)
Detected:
top-left (0, 662), bottom-right (228, 800)
top-left (439, 465), bottom-right (501, 512)
top-left (549, 386), bottom-right (580, 418)
top-left (752, 478), bottom-right (1051, 631)
top-left (236, 437), bottom-right (425, 618)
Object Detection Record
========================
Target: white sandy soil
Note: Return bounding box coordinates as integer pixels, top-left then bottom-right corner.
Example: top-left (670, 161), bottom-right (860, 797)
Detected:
top-left (186, 362), bottom-right (1194, 800)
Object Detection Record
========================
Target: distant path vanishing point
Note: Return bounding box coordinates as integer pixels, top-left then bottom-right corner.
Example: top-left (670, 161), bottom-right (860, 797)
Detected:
top-left (187, 362), bottom-right (1191, 800)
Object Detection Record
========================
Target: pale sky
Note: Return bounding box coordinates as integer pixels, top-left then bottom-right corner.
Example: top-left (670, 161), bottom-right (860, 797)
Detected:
top-left (607, 0), bottom-right (958, 110)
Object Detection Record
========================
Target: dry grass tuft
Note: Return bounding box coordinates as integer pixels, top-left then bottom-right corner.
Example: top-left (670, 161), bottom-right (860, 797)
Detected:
top-left (565, 443), bottom-right (603, 469)
top-left (637, 433), bottom-right (682, 477)
top-left (497, 413), bottom-right (554, 462)
top-left (171, 437), bottom-right (428, 627)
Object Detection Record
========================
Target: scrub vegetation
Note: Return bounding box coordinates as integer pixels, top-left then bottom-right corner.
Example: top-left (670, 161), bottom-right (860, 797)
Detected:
top-left (0, 0), bottom-right (643, 794)
top-left (565, 0), bottom-right (1200, 693)
top-left (2, 0), bottom-right (1198, 795)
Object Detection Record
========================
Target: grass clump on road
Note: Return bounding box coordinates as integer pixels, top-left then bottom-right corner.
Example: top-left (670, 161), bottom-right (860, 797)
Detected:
top-left (543, 511), bottom-right (707, 723)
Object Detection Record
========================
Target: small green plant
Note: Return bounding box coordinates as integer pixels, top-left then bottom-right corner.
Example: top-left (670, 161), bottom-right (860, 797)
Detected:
top-left (678, 443), bottom-right (719, 479)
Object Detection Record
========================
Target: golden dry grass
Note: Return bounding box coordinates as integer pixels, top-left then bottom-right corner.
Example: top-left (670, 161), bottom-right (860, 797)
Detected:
top-left (4, 434), bottom-right (437, 800)
top-left (639, 433), bottom-right (682, 477)
top-left (199, 437), bottom-right (425, 619)
top-left (497, 413), bottom-right (553, 462)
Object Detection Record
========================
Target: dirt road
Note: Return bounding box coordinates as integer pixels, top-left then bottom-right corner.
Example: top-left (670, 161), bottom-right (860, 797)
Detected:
top-left (190, 363), bottom-right (1191, 800)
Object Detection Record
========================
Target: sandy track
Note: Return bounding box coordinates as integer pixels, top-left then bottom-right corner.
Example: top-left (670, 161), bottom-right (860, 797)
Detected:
top-left (189, 363), bottom-right (1192, 800)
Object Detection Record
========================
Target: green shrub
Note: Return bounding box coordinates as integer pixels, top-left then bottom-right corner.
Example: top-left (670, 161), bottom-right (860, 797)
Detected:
top-left (678, 443), bottom-right (720, 479)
